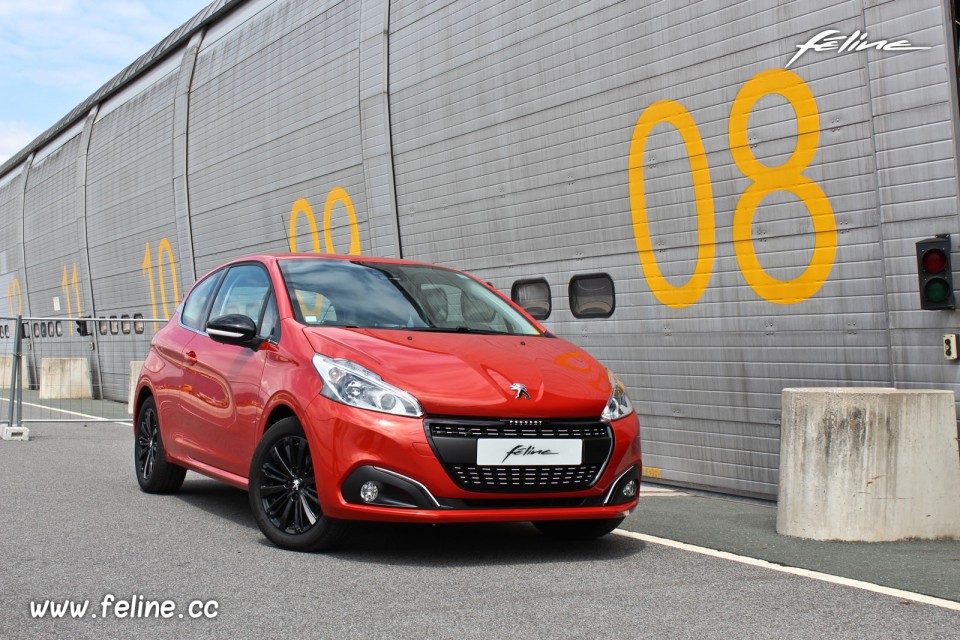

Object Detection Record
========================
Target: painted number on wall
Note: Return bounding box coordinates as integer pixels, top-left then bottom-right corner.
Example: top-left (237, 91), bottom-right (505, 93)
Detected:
top-left (7, 278), bottom-right (22, 316)
top-left (629, 68), bottom-right (837, 308)
top-left (61, 263), bottom-right (82, 334)
top-left (288, 187), bottom-right (361, 255)
top-left (142, 238), bottom-right (180, 330)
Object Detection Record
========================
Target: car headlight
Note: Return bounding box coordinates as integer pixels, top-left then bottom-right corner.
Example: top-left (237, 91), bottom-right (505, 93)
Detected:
top-left (313, 354), bottom-right (424, 417)
top-left (601, 369), bottom-right (634, 421)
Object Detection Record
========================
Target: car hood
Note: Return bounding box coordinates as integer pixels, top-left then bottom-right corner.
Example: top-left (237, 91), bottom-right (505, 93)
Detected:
top-left (303, 328), bottom-right (612, 418)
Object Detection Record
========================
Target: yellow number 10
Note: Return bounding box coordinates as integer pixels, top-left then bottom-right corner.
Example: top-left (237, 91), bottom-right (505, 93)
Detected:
top-left (629, 68), bottom-right (837, 308)
top-left (142, 238), bottom-right (180, 330)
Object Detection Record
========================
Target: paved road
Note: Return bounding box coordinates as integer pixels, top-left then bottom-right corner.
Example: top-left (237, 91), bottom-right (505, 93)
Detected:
top-left (1, 422), bottom-right (958, 639)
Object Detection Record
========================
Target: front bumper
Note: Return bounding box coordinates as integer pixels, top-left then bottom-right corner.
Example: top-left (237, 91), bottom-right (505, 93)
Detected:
top-left (301, 395), bottom-right (642, 523)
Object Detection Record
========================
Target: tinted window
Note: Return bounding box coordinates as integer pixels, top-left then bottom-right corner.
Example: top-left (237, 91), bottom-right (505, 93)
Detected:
top-left (511, 278), bottom-right (551, 320)
top-left (208, 265), bottom-right (272, 327)
top-left (181, 272), bottom-right (221, 330)
top-left (569, 274), bottom-right (615, 319)
top-left (279, 259), bottom-right (541, 336)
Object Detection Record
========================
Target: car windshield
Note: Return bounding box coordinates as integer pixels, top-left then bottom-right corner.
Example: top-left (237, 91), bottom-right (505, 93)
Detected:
top-left (278, 259), bottom-right (542, 336)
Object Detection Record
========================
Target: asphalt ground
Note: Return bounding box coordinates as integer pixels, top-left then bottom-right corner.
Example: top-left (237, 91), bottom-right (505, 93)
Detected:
top-left (1, 420), bottom-right (959, 639)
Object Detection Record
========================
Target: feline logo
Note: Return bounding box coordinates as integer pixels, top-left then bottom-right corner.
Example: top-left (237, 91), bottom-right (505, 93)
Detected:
top-left (786, 30), bottom-right (930, 69)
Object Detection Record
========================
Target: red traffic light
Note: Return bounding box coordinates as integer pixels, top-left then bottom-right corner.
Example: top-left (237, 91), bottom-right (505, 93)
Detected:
top-left (921, 248), bottom-right (948, 274)
top-left (916, 237), bottom-right (955, 310)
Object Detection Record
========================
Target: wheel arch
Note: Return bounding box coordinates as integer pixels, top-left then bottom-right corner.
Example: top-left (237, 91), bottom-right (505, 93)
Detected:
top-left (259, 401), bottom-right (300, 438)
top-left (133, 383), bottom-right (155, 424)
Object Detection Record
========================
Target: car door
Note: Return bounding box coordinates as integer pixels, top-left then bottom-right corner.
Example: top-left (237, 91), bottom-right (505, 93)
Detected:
top-left (178, 263), bottom-right (278, 477)
top-left (157, 268), bottom-right (224, 462)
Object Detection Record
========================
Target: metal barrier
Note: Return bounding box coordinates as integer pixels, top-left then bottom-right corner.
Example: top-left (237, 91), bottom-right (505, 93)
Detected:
top-left (0, 316), bottom-right (167, 440)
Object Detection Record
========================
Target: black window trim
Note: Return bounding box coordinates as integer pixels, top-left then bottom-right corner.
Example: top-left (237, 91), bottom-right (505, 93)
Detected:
top-left (568, 272), bottom-right (616, 319)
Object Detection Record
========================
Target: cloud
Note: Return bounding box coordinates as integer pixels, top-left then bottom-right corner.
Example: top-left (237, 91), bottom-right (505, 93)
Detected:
top-left (0, 1), bottom-right (197, 92)
top-left (0, 121), bottom-right (39, 166)
top-left (0, 1), bottom-right (205, 163)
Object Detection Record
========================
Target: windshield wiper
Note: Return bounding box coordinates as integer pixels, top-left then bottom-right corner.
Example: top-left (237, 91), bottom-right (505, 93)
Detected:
top-left (406, 326), bottom-right (512, 335)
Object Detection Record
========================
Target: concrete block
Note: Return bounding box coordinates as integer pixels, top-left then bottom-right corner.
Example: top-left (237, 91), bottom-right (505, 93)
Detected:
top-left (1, 425), bottom-right (29, 441)
top-left (778, 388), bottom-right (960, 541)
top-left (0, 354), bottom-right (28, 389)
top-left (128, 360), bottom-right (144, 414)
top-left (39, 358), bottom-right (93, 400)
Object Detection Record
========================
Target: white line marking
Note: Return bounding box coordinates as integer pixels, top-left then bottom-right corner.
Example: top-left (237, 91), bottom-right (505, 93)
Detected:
top-left (0, 396), bottom-right (132, 427)
top-left (613, 529), bottom-right (960, 611)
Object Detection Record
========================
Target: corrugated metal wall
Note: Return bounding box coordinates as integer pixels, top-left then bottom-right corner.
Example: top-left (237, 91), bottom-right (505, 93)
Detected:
top-left (0, 0), bottom-right (957, 496)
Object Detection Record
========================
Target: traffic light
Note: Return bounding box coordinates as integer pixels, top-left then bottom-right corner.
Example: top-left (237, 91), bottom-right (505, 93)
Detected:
top-left (916, 236), bottom-right (955, 310)
top-left (76, 319), bottom-right (91, 336)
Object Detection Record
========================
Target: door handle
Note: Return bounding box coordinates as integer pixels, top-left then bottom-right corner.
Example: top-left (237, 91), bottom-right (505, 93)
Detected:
top-left (184, 350), bottom-right (197, 365)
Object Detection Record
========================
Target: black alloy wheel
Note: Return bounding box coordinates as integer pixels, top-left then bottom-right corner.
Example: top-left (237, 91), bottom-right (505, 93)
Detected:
top-left (134, 396), bottom-right (186, 493)
top-left (248, 417), bottom-right (347, 551)
top-left (260, 435), bottom-right (320, 535)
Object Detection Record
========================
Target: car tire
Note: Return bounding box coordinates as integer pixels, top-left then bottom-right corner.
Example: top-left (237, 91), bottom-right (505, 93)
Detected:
top-left (135, 396), bottom-right (187, 494)
top-left (533, 517), bottom-right (625, 540)
top-left (248, 417), bottom-right (348, 551)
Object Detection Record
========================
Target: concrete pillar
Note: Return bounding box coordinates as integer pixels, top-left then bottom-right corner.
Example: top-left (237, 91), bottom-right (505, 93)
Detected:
top-left (778, 388), bottom-right (960, 541)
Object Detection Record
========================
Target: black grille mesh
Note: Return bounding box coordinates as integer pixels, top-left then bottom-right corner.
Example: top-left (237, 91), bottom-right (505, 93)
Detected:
top-left (451, 464), bottom-right (602, 490)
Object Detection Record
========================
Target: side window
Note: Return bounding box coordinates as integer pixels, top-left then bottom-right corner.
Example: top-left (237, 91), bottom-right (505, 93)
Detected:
top-left (569, 273), bottom-right (615, 319)
top-left (511, 278), bottom-right (551, 320)
top-left (260, 295), bottom-right (279, 342)
top-left (208, 265), bottom-right (272, 329)
top-left (181, 272), bottom-right (222, 330)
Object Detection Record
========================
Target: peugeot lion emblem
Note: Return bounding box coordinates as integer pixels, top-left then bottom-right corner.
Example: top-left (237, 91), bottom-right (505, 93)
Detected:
top-left (509, 383), bottom-right (531, 400)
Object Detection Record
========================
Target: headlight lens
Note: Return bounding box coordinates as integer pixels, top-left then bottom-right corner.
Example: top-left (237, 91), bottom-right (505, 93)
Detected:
top-left (601, 369), bottom-right (634, 421)
top-left (313, 354), bottom-right (423, 417)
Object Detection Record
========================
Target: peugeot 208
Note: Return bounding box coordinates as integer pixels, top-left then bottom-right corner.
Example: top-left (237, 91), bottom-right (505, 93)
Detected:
top-left (134, 254), bottom-right (641, 550)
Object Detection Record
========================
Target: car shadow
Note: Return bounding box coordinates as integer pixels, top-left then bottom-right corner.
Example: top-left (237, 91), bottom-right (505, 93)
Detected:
top-left (174, 475), bottom-right (256, 528)
top-left (326, 521), bottom-right (644, 567)
top-left (174, 475), bottom-right (644, 566)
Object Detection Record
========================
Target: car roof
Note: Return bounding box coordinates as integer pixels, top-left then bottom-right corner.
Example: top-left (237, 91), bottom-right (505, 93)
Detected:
top-left (226, 253), bottom-right (459, 271)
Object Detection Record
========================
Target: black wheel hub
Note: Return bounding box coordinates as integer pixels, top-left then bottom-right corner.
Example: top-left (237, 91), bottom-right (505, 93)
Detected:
top-left (136, 408), bottom-right (159, 479)
top-left (259, 436), bottom-right (321, 535)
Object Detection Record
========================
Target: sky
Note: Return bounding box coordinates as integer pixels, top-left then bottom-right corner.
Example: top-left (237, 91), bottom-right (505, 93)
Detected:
top-left (0, 0), bottom-right (210, 165)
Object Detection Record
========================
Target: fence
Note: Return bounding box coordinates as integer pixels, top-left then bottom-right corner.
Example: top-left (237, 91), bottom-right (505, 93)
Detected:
top-left (0, 316), bottom-right (167, 440)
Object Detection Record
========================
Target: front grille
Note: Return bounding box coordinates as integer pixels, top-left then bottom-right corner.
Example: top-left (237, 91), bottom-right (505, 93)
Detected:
top-left (425, 417), bottom-right (613, 493)
top-left (450, 464), bottom-right (602, 489)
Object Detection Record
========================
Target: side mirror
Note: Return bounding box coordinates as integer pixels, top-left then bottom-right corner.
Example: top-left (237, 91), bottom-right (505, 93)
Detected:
top-left (206, 314), bottom-right (263, 349)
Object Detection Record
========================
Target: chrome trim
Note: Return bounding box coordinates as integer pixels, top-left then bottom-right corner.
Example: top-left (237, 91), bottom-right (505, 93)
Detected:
top-left (207, 327), bottom-right (244, 339)
top-left (372, 466), bottom-right (441, 508)
top-left (603, 466), bottom-right (638, 505)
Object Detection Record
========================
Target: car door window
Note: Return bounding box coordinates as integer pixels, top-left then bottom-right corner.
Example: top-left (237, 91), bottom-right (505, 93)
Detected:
top-left (259, 294), bottom-right (279, 342)
top-left (208, 265), bottom-right (273, 331)
top-left (181, 272), bottom-right (222, 330)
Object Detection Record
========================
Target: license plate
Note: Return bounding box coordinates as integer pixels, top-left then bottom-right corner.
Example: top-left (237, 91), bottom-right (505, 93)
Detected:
top-left (476, 439), bottom-right (582, 466)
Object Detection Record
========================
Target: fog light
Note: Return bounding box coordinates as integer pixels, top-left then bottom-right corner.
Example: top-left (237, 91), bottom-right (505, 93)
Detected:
top-left (360, 481), bottom-right (381, 503)
top-left (621, 480), bottom-right (638, 498)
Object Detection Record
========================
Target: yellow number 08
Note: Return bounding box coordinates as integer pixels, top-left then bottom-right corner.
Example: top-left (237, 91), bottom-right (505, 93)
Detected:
top-left (629, 69), bottom-right (836, 307)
